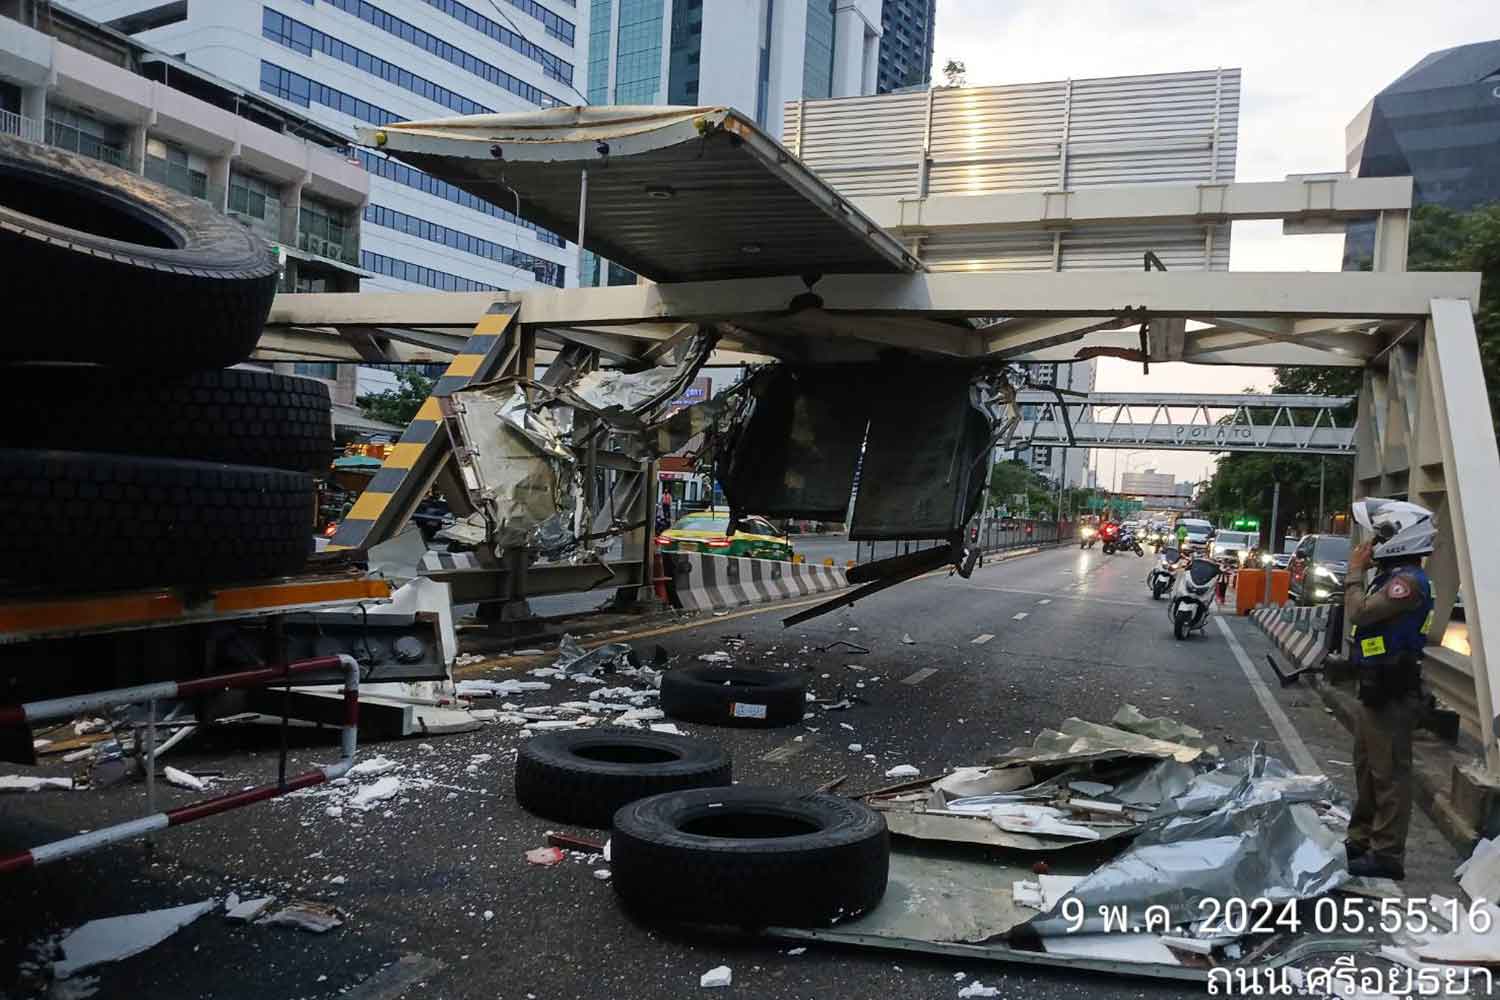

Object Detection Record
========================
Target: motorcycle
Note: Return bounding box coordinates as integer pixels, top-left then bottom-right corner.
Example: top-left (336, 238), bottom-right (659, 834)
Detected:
top-left (1147, 546), bottom-right (1181, 599)
top-left (1168, 557), bottom-right (1222, 640)
top-left (1098, 522), bottom-right (1120, 554)
top-left (1079, 524), bottom-right (1097, 550)
top-left (1117, 526), bottom-right (1145, 557)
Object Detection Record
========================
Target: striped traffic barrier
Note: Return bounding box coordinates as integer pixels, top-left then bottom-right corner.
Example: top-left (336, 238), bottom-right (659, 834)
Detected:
top-left (1249, 603), bottom-right (1335, 673)
top-left (662, 552), bottom-right (849, 612)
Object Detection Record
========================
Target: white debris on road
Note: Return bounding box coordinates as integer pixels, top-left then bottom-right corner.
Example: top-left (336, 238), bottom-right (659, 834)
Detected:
top-left (224, 897), bottom-right (275, 923)
top-left (53, 900), bottom-right (216, 978)
top-left (848, 744), bottom-right (863, 752)
top-left (455, 679), bottom-right (551, 698)
top-left (593, 868), bottom-right (612, 880)
top-left (697, 652), bottom-right (733, 664)
top-left (699, 965), bottom-right (732, 988)
top-left (162, 767), bottom-right (207, 792)
top-left (901, 634), bottom-right (916, 645)
top-left (957, 982), bottom-right (1000, 998)
top-left (350, 776), bottom-right (401, 811)
top-left (649, 723), bottom-right (685, 735)
top-left (884, 765), bottom-right (920, 779)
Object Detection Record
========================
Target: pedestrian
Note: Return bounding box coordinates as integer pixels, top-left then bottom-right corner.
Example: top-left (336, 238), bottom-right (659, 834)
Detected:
top-left (1341, 498), bottom-right (1438, 881)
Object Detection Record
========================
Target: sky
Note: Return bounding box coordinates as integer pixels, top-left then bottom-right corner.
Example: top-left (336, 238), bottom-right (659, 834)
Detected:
top-left (932, 0), bottom-right (1498, 486)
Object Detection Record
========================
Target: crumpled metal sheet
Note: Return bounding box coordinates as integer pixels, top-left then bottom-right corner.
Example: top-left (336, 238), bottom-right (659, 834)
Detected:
top-left (990, 718), bottom-right (1209, 768)
top-left (449, 385), bottom-right (577, 553)
top-left (552, 634), bottom-right (634, 676)
top-left (567, 368), bottom-right (684, 416)
top-left (1028, 750), bottom-right (1348, 936)
top-left (1110, 704), bottom-right (1205, 744)
top-left (1111, 759), bottom-right (1197, 807)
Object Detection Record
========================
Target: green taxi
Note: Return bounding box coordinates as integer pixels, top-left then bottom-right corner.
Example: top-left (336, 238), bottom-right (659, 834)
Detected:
top-left (656, 510), bottom-right (795, 561)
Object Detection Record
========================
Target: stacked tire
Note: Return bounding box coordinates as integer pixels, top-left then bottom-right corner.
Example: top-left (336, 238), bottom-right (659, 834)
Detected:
top-left (0, 135), bottom-right (329, 595)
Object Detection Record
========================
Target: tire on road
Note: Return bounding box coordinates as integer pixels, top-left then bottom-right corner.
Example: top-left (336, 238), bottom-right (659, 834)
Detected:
top-left (0, 450), bottom-right (312, 594)
top-left (515, 730), bottom-right (732, 828)
top-left (611, 786), bottom-right (889, 928)
top-left (661, 666), bottom-right (806, 728)
top-left (0, 136), bottom-right (279, 371)
top-left (0, 368), bottom-right (333, 474)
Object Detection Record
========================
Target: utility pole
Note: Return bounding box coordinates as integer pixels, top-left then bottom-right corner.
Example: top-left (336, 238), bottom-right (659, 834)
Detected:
top-left (1318, 457), bottom-right (1326, 532)
top-left (1269, 480), bottom-right (1281, 554)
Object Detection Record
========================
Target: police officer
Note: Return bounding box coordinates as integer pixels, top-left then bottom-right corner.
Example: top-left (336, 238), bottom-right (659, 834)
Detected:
top-left (1342, 498), bottom-right (1438, 881)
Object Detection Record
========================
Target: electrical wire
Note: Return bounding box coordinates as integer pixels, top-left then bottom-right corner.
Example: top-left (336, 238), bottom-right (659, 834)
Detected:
top-left (483, 0), bottom-right (593, 106)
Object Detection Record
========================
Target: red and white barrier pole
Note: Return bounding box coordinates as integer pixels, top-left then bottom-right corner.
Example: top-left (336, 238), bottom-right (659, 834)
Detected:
top-left (0, 654), bottom-right (360, 875)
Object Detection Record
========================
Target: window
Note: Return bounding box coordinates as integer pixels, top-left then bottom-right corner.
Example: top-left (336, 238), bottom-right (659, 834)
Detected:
top-left (321, 0), bottom-right (577, 81)
top-left (262, 10), bottom-right (563, 115)
top-left (300, 196), bottom-right (350, 260)
top-left (352, 150), bottom-right (566, 247)
top-left (363, 204), bottom-right (565, 286)
top-left (360, 251), bottom-right (501, 292)
top-left (228, 170), bottom-right (278, 220)
top-left (294, 362), bottom-right (338, 380)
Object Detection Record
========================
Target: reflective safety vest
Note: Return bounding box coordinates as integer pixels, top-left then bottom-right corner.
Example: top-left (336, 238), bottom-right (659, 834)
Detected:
top-left (1350, 565), bottom-right (1435, 666)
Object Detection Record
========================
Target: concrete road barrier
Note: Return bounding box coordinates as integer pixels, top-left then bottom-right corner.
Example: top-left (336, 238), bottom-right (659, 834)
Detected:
top-left (662, 552), bottom-right (848, 612)
top-left (1250, 603), bottom-right (1334, 673)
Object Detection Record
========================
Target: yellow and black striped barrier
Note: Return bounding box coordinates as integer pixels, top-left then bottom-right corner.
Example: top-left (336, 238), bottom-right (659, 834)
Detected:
top-left (326, 303), bottom-right (519, 552)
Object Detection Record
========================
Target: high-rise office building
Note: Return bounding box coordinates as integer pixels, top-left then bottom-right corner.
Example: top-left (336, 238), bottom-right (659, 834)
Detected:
top-left (584, 0), bottom-right (881, 141)
top-left (60, 0), bottom-right (582, 295)
top-left (1120, 469), bottom-right (1177, 498)
top-left (1343, 38), bottom-right (1500, 269)
top-left (876, 0), bottom-right (934, 93)
top-left (581, 0), bottom-right (882, 284)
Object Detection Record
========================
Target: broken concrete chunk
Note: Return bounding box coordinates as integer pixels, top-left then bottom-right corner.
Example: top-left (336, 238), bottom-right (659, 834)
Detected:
top-left (884, 765), bottom-right (920, 779)
top-left (699, 965), bottom-right (732, 988)
top-left (258, 901), bottom-right (344, 934)
top-left (455, 679), bottom-right (551, 698)
top-left (957, 983), bottom-right (1000, 998)
top-left (224, 897), bottom-right (276, 923)
top-left (350, 776), bottom-right (401, 811)
top-left (54, 900), bottom-right (216, 978)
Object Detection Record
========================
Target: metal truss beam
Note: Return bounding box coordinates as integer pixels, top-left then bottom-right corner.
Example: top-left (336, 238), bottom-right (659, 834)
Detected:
top-left (1012, 391), bottom-right (1356, 454)
top-left (858, 176), bottom-right (1415, 235)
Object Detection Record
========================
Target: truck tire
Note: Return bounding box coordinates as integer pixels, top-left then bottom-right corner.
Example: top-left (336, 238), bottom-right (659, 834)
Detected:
top-left (611, 786), bottom-right (889, 928)
top-left (0, 450), bottom-right (312, 594)
top-left (0, 136), bottom-right (279, 371)
top-left (515, 731), bottom-right (732, 828)
top-left (660, 666), bottom-right (806, 728)
top-left (0, 368), bottom-right (333, 474)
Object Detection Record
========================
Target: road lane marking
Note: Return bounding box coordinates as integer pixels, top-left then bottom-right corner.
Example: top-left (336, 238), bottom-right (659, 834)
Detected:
top-left (1012, 612), bottom-right (1029, 621)
top-left (1213, 616), bottom-right (1321, 775)
top-left (972, 634), bottom-right (995, 644)
top-left (901, 668), bottom-right (938, 685)
top-left (972, 586), bottom-right (1139, 609)
top-left (763, 735), bottom-right (818, 762)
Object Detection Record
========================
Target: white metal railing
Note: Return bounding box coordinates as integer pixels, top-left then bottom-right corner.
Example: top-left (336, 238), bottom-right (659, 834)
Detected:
top-left (0, 108), bottom-right (46, 145)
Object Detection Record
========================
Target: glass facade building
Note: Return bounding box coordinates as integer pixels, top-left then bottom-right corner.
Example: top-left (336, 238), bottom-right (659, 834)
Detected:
top-left (802, 0), bottom-right (835, 100)
top-left (1344, 39), bottom-right (1500, 269)
top-left (876, 0), bottom-right (934, 93)
top-left (614, 0), bottom-right (666, 104)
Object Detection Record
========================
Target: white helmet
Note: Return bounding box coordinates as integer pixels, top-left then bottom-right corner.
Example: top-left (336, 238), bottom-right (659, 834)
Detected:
top-left (1353, 497), bottom-right (1437, 560)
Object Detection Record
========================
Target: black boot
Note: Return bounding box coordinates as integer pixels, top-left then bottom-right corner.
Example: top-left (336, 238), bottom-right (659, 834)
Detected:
top-left (1343, 840), bottom-right (1369, 862)
top-left (1348, 854), bottom-right (1405, 881)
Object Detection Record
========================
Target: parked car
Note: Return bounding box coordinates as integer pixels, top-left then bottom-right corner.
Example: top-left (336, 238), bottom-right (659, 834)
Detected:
top-left (656, 510), bottom-right (795, 561)
top-left (1287, 533), bottom-right (1351, 605)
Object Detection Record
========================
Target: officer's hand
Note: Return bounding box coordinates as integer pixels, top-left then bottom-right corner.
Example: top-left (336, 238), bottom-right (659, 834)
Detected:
top-left (1349, 541), bottom-right (1373, 575)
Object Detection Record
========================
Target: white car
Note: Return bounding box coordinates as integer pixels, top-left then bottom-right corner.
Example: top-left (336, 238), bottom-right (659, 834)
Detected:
top-left (1177, 518), bottom-right (1214, 550)
top-left (1211, 530), bottom-right (1256, 565)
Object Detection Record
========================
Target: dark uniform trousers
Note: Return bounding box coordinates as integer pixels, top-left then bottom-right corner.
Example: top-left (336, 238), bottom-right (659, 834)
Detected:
top-left (1348, 692), bottom-right (1419, 863)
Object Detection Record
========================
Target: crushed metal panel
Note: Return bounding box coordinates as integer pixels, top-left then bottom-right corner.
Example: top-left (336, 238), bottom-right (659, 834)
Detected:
top-left (358, 106), bottom-right (919, 283)
top-left (719, 367), bottom-right (872, 520)
top-left (443, 382), bottom-right (576, 552)
top-left (851, 368), bottom-right (990, 541)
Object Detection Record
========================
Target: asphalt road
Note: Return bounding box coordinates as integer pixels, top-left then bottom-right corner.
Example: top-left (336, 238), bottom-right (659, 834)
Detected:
top-left (0, 545), bottom-right (1464, 999)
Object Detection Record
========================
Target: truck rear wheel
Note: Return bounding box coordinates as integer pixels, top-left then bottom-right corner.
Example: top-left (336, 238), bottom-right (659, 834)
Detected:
top-left (0, 368), bottom-right (332, 474)
top-left (0, 136), bottom-right (279, 372)
top-left (0, 450), bottom-right (312, 594)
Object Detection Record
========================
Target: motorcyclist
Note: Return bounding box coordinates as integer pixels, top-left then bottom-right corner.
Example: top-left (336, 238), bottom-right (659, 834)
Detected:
top-left (1341, 498), bottom-right (1437, 881)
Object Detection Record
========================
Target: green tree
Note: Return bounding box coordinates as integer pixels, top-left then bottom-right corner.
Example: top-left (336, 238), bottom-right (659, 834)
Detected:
top-left (356, 369), bottom-right (436, 428)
